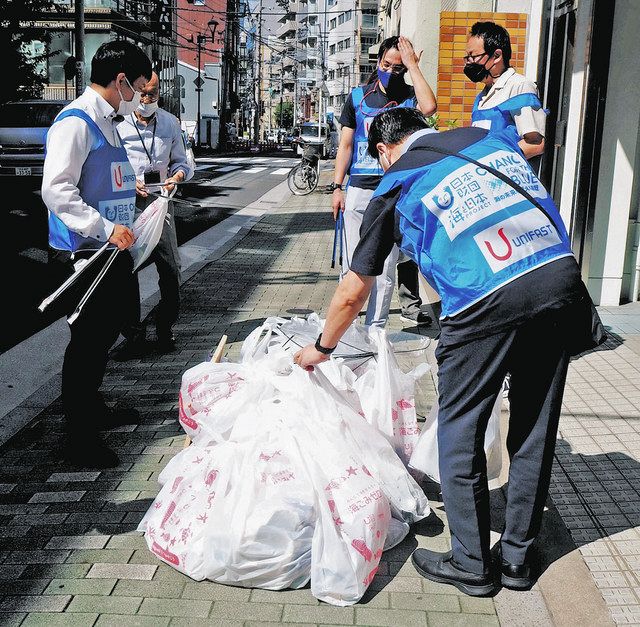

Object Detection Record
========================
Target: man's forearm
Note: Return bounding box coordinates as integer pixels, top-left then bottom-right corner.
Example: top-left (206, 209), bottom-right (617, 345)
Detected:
top-left (408, 66), bottom-right (437, 116)
top-left (333, 142), bottom-right (353, 185)
top-left (518, 136), bottom-right (545, 159)
top-left (320, 272), bottom-right (375, 347)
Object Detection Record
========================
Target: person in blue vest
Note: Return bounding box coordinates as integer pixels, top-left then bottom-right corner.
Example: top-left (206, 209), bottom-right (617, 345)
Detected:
top-left (330, 35), bottom-right (437, 327)
top-left (42, 41), bottom-right (152, 468)
top-left (465, 21), bottom-right (546, 160)
top-left (294, 107), bottom-right (595, 595)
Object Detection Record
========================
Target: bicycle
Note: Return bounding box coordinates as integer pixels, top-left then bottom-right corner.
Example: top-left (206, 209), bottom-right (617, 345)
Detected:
top-left (287, 141), bottom-right (321, 195)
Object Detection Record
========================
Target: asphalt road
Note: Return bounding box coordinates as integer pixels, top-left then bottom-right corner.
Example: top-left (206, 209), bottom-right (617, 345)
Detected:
top-left (2, 149), bottom-right (303, 354)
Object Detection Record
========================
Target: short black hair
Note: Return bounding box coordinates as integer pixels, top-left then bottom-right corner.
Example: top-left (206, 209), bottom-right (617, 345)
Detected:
top-left (90, 41), bottom-right (152, 87)
top-left (470, 21), bottom-right (512, 65)
top-left (367, 107), bottom-right (429, 160)
top-left (377, 36), bottom-right (400, 61)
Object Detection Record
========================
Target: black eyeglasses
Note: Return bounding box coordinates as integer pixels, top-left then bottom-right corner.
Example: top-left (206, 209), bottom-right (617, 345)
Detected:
top-left (463, 52), bottom-right (489, 64)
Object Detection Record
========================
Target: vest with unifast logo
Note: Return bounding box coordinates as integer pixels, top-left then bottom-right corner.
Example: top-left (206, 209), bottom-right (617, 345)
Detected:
top-left (48, 108), bottom-right (136, 252)
top-left (348, 85), bottom-right (415, 184)
top-left (372, 130), bottom-right (574, 318)
top-left (471, 91), bottom-right (543, 140)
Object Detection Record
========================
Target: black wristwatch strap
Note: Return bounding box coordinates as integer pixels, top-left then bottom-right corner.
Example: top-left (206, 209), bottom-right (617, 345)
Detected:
top-left (328, 182), bottom-right (343, 191)
top-left (315, 333), bottom-right (337, 355)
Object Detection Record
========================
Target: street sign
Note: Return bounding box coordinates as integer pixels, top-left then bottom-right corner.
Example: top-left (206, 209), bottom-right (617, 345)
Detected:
top-left (194, 76), bottom-right (205, 88)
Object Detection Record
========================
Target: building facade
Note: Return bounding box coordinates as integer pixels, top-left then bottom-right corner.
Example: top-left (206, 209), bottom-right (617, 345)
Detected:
top-left (325, 0), bottom-right (378, 117)
top-left (23, 0), bottom-right (178, 114)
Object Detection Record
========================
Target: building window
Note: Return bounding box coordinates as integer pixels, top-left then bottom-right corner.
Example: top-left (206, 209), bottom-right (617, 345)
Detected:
top-left (329, 44), bottom-right (336, 55)
top-left (329, 18), bottom-right (336, 30)
top-left (344, 10), bottom-right (352, 21)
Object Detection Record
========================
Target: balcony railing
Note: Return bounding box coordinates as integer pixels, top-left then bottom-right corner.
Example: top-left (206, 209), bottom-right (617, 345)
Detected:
top-left (277, 19), bottom-right (297, 38)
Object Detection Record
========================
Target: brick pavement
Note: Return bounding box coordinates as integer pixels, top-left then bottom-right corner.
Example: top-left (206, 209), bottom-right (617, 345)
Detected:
top-left (0, 176), bottom-right (638, 626)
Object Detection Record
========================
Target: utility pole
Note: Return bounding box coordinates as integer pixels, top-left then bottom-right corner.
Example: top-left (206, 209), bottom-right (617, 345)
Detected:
top-left (279, 56), bottom-right (284, 130)
top-left (253, 0), bottom-right (263, 145)
top-left (74, 0), bottom-right (85, 97)
top-left (196, 34), bottom-right (205, 147)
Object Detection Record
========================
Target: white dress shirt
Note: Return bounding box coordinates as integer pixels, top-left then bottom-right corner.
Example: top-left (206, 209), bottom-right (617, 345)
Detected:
top-left (474, 67), bottom-right (547, 138)
top-left (117, 108), bottom-right (193, 182)
top-left (42, 86), bottom-right (124, 243)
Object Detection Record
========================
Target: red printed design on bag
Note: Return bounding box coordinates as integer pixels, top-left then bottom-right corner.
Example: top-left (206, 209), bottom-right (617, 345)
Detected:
top-left (178, 392), bottom-right (198, 430)
top-left (396, 398), bottom-right (414, 410)
top-left (152, 541), bottom-right (180, 565)
top-left (205, 469), bottom-right (218, 487)
top-left (351, 539), bottom-right (373, 562)
top-left (170, 476), bottom-right (184, 494)
top-left (391, 408), bottom-right (399, 422)
top-left (161, 501), bottom-right (176, 529)
top-left (363, 565), bottom-right (379, 586)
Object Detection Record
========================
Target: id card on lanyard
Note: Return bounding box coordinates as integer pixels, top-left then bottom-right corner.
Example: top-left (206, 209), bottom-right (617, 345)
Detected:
top-left (132, 115), bottom-right (160, 183)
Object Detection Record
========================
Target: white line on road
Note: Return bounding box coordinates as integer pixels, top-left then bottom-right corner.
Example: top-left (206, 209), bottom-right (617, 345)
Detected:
top-left (244, 167), bottom-right (267, 173)
top-left (216, 165), bottom-right (242, 172)
top-left (272, 168), bottom-right (291, 175)
top-left (250, 158), bottom-right (268, 163)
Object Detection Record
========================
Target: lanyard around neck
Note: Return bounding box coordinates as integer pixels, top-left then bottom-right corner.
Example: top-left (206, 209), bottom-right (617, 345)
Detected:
top-left (131, 114), bottom-right (157, 164)
top-left (358, 81), bottom-right (399, 118)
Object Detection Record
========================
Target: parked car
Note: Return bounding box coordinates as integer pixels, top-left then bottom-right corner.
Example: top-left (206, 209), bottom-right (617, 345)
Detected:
top-left (296, 122), bottom-right (332, 159)
top-left (0, 100), bottom-right (68, 179)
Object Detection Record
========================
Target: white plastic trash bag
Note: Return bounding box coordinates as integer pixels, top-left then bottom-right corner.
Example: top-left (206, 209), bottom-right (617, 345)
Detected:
top-left (353, 327), bottom-right (428, 465)
top-left (409, 395), bottom-right (503, 483)
top-left (139, 349), bottom-right (430, 605)
top-left (130, 189), bottom-right (175, 272)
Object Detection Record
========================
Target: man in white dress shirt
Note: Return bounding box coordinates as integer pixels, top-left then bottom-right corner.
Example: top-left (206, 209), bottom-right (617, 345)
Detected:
top-left (464, 21), bottom-right (546, 160)
top-left (42, 41), bottom-right (152, 468)
top-left (115, 72), bottom-right (194, 357)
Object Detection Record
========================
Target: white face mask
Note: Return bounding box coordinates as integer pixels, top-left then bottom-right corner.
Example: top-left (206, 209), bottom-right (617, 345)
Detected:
top-left (381, 151), bottom-right (393, 171)
top-left (116, 76), bottom-right (141, 116)
top-left (137, 101), bottom-right (159, 117)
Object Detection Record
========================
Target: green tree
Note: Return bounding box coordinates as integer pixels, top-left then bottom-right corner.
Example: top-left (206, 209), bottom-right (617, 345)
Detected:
top-left (274, 100), bottom-right (293, 129)
top-left (1, 0), bottom-right (58, 104)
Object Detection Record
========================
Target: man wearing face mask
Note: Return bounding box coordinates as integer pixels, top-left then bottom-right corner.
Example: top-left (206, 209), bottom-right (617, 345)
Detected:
top-left (464, 21), bottom-right (546, 160)
top-left (294, 107), bottom-right (598, 596)
top-left (331, 35), bottom-right (437, 327)
top-left (115, 72), bottom-right (193, 358)
top-left (42, 41), bottom-right (152, 468)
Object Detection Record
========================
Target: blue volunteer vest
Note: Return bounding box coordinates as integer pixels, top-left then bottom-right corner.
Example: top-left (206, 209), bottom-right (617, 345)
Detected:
top-left (348, 85), bottom-right (415, 184)
top-left (372, 130), bottom-right (574, 318)
top-left (471, 91), bottom-right (543, 142)
top-left (48, 109), bottom-right (137, 252)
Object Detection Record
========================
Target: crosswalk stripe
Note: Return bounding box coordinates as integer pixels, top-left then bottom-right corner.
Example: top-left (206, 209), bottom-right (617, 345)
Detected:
top-left (216, 165), bottom-right (242, 172)
top-left (272, 168), bottom-right (291, 175)
top-left (250, 157), bottom-right (268, 163)
top-left (244, 166), bottom-right (267, 173)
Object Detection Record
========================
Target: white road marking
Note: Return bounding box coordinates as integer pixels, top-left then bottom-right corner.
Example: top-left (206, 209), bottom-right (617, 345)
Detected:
top-left (216, 165), bottom-right (242, 172)
top-left (272, 168), bottom-right (291, 175)
top-left (244, 167), bottom-right (267, 173)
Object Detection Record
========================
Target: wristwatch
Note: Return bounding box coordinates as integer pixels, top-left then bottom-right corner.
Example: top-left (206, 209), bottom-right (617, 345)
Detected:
top-left (315, 333), bottom-right (337, 355)
top-left (327, 182), bottom-right (343, 192)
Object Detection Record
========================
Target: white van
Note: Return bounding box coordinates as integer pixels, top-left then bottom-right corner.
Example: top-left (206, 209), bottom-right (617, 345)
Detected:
top-left (296, 122), bottom-right (332, 158)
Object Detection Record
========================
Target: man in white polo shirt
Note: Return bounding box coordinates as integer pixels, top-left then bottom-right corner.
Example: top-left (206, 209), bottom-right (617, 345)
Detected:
top-left (464, 21), bottom-right (546, 160)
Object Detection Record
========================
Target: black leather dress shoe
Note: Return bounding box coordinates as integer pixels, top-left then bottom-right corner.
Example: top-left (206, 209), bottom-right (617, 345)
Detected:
top-left (411, 549), bottom-right (495, 597)
top-left (156, 329), bottom-right (176, 353)
top-left (98, 407), bottom-right (140, 430)
top-left (501, 559), bottom-right (534, 591)
top-left (112, 337), bottom-right (153, 361)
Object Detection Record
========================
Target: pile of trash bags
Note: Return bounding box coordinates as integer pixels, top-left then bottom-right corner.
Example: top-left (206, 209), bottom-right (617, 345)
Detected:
top-left (138, 315), bottom-right (431, 605)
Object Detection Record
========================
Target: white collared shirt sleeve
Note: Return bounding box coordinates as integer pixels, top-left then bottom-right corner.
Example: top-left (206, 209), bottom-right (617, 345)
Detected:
top-left (42, 116), bottom-right (115, 242)
top-left (510, 79), bottom-right (547, 139)
top-left (167, 115), bottom-right (193, 181)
